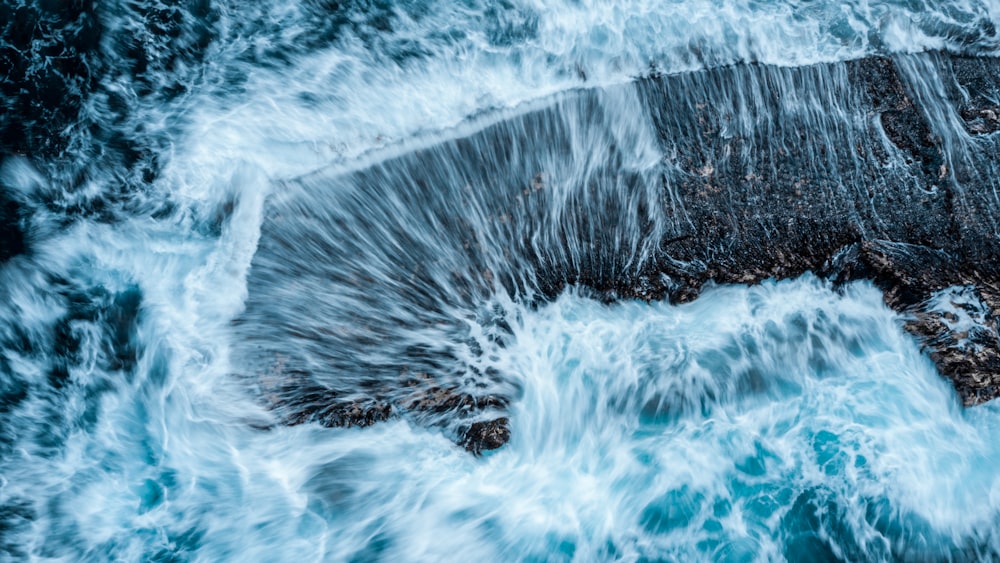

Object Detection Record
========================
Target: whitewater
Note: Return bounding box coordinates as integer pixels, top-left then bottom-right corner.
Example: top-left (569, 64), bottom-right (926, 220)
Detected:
top-left (3, 0), bottom-right (1000, 560)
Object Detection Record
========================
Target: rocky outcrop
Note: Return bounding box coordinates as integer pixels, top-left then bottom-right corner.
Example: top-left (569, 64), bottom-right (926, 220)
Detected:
top-left (237, 51), bottom-right (1000, 452)
top-left (629, 53), bottom-right (1000, 405)
top-left (461, 418), bottom-right (511, 455)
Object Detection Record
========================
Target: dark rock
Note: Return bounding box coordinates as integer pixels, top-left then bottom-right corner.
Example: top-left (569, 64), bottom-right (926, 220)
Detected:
top-left (262, 378), bottom-right (393, 429)
top-left (634, 53), bottom-right (1000, 405)
top-left (952, 57), bottom-right (1000, 136)
top-left (461, 418), bottom-right (510, 455)
top-left (238, 50), bottom-right (1000, 452)
top-left (403, 381), bottom-right (508, 414)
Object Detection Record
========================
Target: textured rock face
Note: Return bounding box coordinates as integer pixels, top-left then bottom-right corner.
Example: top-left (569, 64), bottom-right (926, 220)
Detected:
top-left (633, 54), bottom-right (1000, 405)
top-left (819, 242), bottom-right (1000, 405)
top-left (634, 56), bottom-right (989, 300)
top-left (237, 52), bottom-right (1000, 451)
top-left (462, 418), bottom-right (511, 455)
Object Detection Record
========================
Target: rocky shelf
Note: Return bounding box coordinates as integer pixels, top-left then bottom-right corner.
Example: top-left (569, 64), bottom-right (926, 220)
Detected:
top-left (235, 51), bottom-right (1000, 453)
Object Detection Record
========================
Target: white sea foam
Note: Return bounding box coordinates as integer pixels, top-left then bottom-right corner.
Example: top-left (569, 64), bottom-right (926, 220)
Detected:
top-left (4, 0), bottom-right (1000, 560)
top-left (167, 0), bottom-right (1000, 184)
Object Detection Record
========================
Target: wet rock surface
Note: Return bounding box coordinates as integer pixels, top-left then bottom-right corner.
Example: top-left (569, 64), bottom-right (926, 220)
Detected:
top-left (954, 57), bottom-right (1000, 136)
top-left (819, 241), bottom-right (1000, 405)
top-left (239, 51), bottom-right (1000, 452)
top-left (635, 53), bottom-right (1000, 406)
top-left (461, 417), bottom-right (511, 455)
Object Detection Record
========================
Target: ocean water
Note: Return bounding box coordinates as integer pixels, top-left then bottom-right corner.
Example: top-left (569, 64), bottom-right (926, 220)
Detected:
top-left (2, 0), bottom-right (1000, 560)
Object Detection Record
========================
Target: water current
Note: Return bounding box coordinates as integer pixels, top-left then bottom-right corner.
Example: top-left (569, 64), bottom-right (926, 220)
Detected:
top-left (3, 0), bottom-right (1000, 560)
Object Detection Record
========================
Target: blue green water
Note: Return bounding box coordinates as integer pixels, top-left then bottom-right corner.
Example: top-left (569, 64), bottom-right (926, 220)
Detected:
top-left (3, 0), bottom-right (1000, 560)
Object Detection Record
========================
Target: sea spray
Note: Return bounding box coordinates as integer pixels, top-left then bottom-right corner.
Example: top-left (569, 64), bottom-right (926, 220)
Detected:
top-left (4, 0), bottom-right (1000, 560)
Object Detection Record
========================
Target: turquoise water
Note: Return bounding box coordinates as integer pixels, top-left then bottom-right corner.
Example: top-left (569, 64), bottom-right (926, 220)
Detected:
top-left (6, 262), bottom-right (1000, 559)
top-left (3, 0), bottom-right (1000, 560)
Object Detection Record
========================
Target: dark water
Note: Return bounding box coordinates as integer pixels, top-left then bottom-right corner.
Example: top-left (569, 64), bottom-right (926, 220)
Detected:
top-left (2, 0), bottom-right (1000, 560)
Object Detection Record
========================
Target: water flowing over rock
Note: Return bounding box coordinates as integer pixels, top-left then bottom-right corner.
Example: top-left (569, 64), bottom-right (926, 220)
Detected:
top-left (235, 51), bottom-right (1000, 448)
top-left (9, 0), bottom-right (1000, 558)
